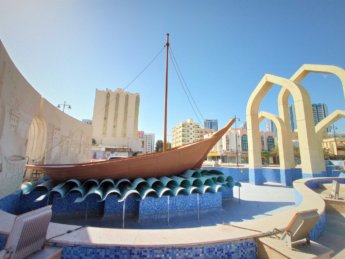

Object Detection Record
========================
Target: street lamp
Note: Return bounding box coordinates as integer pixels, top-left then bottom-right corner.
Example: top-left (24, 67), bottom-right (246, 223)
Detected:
top-left (57, 101), bottom-right (72, 113)
top-left (234, 116), bottom-right (240, 167)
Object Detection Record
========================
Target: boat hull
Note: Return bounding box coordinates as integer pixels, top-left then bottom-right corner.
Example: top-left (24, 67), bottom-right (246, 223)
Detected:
top-left (26, 119), bottom-right (235, 181)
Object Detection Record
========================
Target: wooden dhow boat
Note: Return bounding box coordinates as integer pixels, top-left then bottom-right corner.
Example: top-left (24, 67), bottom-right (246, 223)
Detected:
top-left (25, 118), bottom-right (234, 182)
top-left (26, 34), bottom-right (235, 182)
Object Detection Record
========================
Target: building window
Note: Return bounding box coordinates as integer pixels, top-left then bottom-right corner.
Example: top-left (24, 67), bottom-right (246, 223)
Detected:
top-left (261, 136), bottom-right (265, 151)
top-left (267, 136), bottom-right (275, 151)
top-left (241, 134), bottom-right (248, 151)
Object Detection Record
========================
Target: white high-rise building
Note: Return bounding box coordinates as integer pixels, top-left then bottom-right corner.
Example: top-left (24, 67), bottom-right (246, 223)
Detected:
top-left (92, 88), bottom-right (141, 151)
top-left (312, 103), bottom-right (328, 124)
top-left (144, 133), bottom-right (155, 153)
top-left (290, 103), bottom-right (329, 132)
top-left (266, 119), bottom-right (277, 137)
top-left (171, 119), bottom-right (214, 148)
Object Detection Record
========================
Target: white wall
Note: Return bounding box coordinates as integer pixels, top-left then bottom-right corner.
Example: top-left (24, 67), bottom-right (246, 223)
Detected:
top-left (0, 41), bottom-right (92, 196)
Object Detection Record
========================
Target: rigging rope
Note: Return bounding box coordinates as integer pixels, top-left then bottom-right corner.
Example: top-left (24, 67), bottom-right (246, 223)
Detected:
top-left (28, 45), bottom-right (165, 162)
top-left (169, 47), bottom-right (204, 125)
top-left (28, 43), bottom-right (204, 162)
top-left (123, 46), bottom-right (165, 91)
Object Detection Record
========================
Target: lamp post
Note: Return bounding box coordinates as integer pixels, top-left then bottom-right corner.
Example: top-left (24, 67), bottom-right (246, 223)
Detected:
top-left (57, 101), bottom-right (71, 113)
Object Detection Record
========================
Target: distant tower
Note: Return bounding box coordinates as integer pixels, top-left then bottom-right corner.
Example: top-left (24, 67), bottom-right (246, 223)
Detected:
top-left (289, 103), bottom-right (329, 132)
top-left (289, 104), bottom-right (297, 131)
top-left (312, 103), bottom-right (329, 132)
top-left (92, 88), bottom-right (140, 149)
top-left (204, 119), bottom-right (218, 131)
top-left (312, 103), bottom-right (328, 124)
top-left (144, 133), bottom-right (155, 153)
top-left (266, 119), bottom-right (277, 136)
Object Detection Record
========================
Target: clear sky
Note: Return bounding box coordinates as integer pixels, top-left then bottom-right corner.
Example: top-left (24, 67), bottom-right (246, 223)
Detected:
top-left (1, 0), bottom-right (344, 140)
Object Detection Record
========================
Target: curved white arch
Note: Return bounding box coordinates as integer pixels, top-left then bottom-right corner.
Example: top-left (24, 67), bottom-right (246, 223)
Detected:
top-left (246, 74), bottom-right (324, 174)
top-left (258, 111), bottom-right (295, 168)
top-left (315, 110), bottom-right (345, 136)
top-left (278, 64), bottom-right (345, 133)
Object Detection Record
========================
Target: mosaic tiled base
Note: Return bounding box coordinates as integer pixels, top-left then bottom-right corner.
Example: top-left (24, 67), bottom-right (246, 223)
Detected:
top-left (104, 195), bottom-right (139, 217)
top-left (221, 187), bottom-right (233, 200)
top-left (19, 189), bottom-right (49, 213)
top-left (138, 192), bottom-right (223, 223)
top-left (310, 211), bottom-right (326, 240)
top-left (280, 168), bottom-right (302, 186)
top-left (52, 193), bottom-right (104, 217)
top-left (0, 190), bottom-right (21, 214)
top-left (0, 234), bottom-right (7, 250)
top-left (60, 238), bottom-right (257, 259)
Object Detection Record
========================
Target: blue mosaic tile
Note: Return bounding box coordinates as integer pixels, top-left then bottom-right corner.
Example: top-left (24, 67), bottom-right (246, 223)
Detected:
top-left (295, 178), bottom-right (329, 241)
top-left (60, 238), bottom-right (257, 259)
top-left (0, 190), bottom-right (21, 214)
top-left (221, 187), bottom-right (233, 200)
top-left (138, 193), bottom-right (223, 223)
top-left (52, 193), bottom-right (103, 217)
top-left (104, 195), bottom-right (139, 217)
top-left (19, 190), bottom-right (49, 214)
top-left (0, 234), bottom-right (7, 250)
top-left (310, 211), bottom-right (326, 240)
top-left (249, 168), bottom-right (264, 185)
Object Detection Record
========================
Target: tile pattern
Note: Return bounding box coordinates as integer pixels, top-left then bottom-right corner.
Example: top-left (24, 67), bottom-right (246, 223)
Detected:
top-left (19, 189), bottom-right (49, 214)
top-left (0, 190), bottom-right (21, 214)
top-left (280, 168), bottom-right (302, 186)
top-left (138, 192), bottom-right (223, 223)
top-left (221, 187), bottom-right (233, 199)
top-left (52, 193), bottom-right (104, 217)
top-left (310, 211), bottom-right (326, 240)
top-left (0, 234), bottom-right (7, 250)
top-left (104, 195), bottom-right (139, 217)
top-left (60, 238), bottom-right (257, 259)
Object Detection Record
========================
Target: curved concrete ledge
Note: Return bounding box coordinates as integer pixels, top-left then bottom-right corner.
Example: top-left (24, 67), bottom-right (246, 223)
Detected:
top-left (230, 177), bottom-right (328, 235)
top-left (47, 177), bottom-right (333, 248)
top-left (2, 178), bottom-right (341, 251)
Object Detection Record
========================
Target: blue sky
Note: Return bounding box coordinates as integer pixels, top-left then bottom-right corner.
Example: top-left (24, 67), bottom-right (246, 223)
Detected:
top-left (0, 0), bottom-right (344, 140)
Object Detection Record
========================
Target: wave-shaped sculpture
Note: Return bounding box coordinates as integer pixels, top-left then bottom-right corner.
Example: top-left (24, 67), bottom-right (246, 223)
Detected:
top-left (21, 169), bottom-right (238, 203)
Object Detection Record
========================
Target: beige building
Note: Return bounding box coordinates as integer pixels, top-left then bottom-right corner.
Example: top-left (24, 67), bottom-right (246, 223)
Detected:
top-left (207, 128), bottom-right (276, 164)
top-left (0, 41), bottom-right (92, 196)
top-left (322, 135), bottom-right (345, 157)
top-left (171, 119), bottom-right (213, 148)
top-left (92, 88), bottom-right (141, 152)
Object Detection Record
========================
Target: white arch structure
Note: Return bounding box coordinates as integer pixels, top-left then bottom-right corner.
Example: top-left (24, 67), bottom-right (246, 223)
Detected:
top-left (258, 111), bottom-right (293, 169)
top-left (247, 74), bottom-right (322, 184)
top-left (315, 110), bottom-right (345, 137)
top-left (247, 64), bottom-right (345, 184)
top-left (278, 65), bottom-right (345, 174)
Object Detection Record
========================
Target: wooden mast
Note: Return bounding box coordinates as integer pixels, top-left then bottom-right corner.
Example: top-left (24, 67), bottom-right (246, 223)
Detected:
top-left (163, 33), bottom-right (169, 152)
